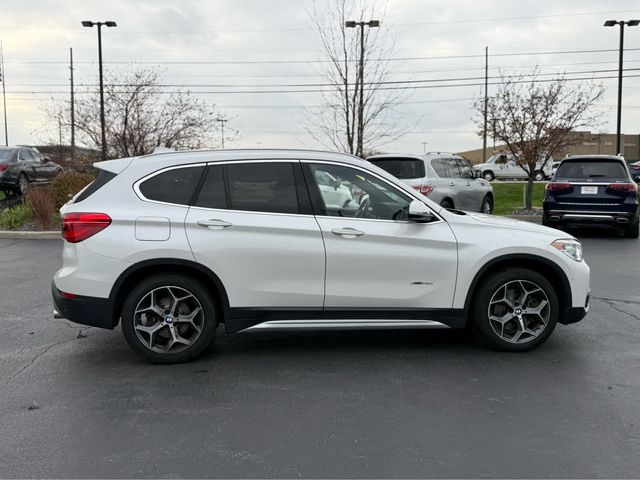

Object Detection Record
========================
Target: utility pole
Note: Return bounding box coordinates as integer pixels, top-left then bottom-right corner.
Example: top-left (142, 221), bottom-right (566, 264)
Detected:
top-left (69, 47), bottom-right (75, 161)
top-left (604, 19), bottom-right (640, 155)
top-left (216, 116), bottom-right (228, 148)
top-left (1, 41), bottom-right (8, 146)
top-left (482, 46), bottom-right (489, 163)
top-left (345, 20), bottom-right (380, 158)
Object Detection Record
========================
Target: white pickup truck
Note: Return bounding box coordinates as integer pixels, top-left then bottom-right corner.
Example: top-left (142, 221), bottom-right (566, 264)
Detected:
top-left (474, 153), bottom-right (554, 181)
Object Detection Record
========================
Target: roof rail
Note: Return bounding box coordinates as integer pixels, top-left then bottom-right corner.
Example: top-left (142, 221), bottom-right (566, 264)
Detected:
top-left (426, 151), bottom-right (456, 156)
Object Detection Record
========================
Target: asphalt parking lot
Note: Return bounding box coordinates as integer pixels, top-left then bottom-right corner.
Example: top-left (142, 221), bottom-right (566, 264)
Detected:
top-left (0, 233), bottom-right (639, 478)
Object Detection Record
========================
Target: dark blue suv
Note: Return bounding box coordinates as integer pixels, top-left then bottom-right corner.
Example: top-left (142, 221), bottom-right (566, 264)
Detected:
top-left (543, 155), bottom-right (639, 238)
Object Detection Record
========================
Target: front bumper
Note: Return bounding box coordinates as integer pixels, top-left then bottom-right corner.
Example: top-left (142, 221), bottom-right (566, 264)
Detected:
top-left (51, 281), bottom-right (116, 329)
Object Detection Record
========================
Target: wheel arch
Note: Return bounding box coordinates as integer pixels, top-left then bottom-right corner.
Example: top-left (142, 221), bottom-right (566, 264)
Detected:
top-left (109, 258), bottom-right (231, 327)
top-left (464, 254), bottom-right (572, 319)
top-left (440, 196), bottom-right (455, 208)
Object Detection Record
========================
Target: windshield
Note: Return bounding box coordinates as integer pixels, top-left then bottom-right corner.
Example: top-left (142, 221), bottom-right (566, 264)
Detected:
top-left (555, 159), bottom-right (628, 180)
top-left (368, 158), bottom-right (426, 179)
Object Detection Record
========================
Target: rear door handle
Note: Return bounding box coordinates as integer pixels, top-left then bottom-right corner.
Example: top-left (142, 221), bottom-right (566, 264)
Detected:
top-left (331, 227), bottom-right (365, 238)
top-left (197, 219), bottom-right (233, 229)
top-left (450, 182), bottom-right (455, 187)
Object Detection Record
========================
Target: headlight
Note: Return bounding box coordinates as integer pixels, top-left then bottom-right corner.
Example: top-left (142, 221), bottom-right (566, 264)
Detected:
top-left (551, 239), bottom-right (583, 262)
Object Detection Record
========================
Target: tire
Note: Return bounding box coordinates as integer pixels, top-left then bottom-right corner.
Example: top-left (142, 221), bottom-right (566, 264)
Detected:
top-left (624, 219), bottom-right (639, 239)
top-left (542, 216), bottom-right (551, 227)
top-left (472, 268), bottom-right (559, 352)
top-left (483, 171), bottom-right (494, 181)
top-left (17, 173), bottom-right (29, 196)
top-left (440, 199), bottom-right (454, 209)
top-left (480, 195), bottom-right (493, 214)
top-left (121, 274), bottom-right (218, 364)
top-left (534, 170), bottom-right (545, 181)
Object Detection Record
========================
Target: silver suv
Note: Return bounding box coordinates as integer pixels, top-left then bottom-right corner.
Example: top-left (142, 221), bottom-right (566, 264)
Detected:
top-left (368, 153), bottom-right (494, 213)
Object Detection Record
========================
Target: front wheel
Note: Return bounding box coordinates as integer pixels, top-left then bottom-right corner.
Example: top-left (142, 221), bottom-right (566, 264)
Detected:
top-left (472, 268), bottom-right (559, 351)
top-left (483, 171), bottom-right (495, 181)
top-left (121, 274), bottom-right (218, 363)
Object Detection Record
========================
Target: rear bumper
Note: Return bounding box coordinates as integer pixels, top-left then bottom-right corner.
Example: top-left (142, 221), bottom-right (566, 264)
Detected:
top-left (544, 208), bottom-right (638, 225)
top-left (51, 281), bottom-right (116, 329)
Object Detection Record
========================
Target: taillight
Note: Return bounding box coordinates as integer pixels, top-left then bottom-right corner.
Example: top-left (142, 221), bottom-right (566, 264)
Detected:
top-left (413, 185), bottom-right (433, 196)
top-left (62, 212), bottom-right (111, 243)
top-left (0, 163), bottom-right (8, 172)
top-left (607, 183), bottom-right (637, 192)
top-left (545, 182), bottom-right (572, 190)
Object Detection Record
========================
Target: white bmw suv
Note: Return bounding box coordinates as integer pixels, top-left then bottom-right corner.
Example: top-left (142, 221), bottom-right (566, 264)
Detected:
top-left (52, 149), bottom-right (590, 363)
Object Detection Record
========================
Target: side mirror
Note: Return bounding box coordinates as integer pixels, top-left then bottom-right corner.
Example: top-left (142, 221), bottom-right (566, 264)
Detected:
top-left (43, 156), bottom-right (50, 163)
top-left (408, 200), bottom-right (435, 223)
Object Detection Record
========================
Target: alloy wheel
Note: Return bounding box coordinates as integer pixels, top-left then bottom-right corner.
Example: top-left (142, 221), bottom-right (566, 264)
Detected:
top-left (487, 280), bottom-right (550, 344)
top-left (133, 286), bottom-right (205, 354)
top-left (18, 175), bottom-right (28, 194)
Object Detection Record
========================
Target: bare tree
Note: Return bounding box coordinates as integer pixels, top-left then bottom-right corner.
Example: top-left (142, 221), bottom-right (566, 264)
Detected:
top-left (305, 0), bottom-right (407, 157)
top-left (476, 71), bottom-right (603, 209)
top-left (53, 68), bottom-right (225, 160)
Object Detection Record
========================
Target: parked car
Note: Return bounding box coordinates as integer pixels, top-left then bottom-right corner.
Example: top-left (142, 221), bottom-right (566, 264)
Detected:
top-left (473, 153), bottom-right (553, 181)
top-left (52, 149), bottom-right (589, 363)
top-left (543, 155), bottom-right (639, 238)
top-left (628, 161), bottom-right (640, 182)
top-left (0, 146), bottom-right (63, 196)
top-left (551, 161), bottom-right (561, 177)
top-left (313, 168), bottom-right (357, 211)
top-left (367, 153), bottom-right (494, 213)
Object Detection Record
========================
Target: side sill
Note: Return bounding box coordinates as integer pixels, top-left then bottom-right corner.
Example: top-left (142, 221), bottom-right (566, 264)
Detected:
top-left (227, 307), bottom-right (466, 333)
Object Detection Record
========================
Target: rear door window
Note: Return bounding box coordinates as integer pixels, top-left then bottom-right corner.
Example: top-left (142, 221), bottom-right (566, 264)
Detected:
top-left (225, 162), bottom-right (300, 214)
top-left (431, 158), bottom-right (450, 178)
top-left (368, 158), bottom-right (425, 179)
top-left (445, 158), bottom-right (462, 178)
top-left (456, 158), bottom-right (474, 179)
top-left (555, 160), bottom-right (628, 180)
top-left (139, 166), bottom-right (204, 205)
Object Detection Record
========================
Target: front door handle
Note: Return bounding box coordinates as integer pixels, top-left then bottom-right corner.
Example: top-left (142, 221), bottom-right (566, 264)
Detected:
top-left (450, 182), bottom-right (455, 187)
top-left (331, 227), bottom-right (365, 238)
top-left (197, 219), bottom-right (233, 229)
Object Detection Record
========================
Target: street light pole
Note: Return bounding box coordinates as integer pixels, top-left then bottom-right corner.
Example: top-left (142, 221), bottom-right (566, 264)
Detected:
top-left (604, 19), bottom-right (639, 155)
top-left (82, 20), bottom-right (117, 161)
top-left (345, 19), bottom-right (380, 158)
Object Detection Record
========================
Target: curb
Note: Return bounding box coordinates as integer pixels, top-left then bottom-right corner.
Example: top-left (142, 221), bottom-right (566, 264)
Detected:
top-left (0, 230), bottom-right (60, 240)
top-left (505, 215), bottom-right (542, 224)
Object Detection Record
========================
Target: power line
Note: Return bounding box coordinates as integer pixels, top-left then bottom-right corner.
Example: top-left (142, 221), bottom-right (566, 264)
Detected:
top-left (6, 47), bottom-right (640, 66)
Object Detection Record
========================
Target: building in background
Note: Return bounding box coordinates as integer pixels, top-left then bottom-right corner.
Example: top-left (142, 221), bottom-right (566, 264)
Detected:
top-left (458, 131), bottom-right (640, 165)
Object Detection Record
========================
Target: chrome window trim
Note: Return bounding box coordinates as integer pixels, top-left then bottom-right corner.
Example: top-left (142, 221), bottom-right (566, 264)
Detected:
top-left (133, 157), bottom-right (444, 225)
top-left (133, 162), bottom-right (206, 208)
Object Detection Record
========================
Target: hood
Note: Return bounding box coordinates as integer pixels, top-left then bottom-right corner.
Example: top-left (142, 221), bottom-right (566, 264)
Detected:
top-left (464, 212), bottom-right (574, 238)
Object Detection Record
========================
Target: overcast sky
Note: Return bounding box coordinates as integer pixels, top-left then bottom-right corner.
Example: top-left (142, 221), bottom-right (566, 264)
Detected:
top-left (1, 0), bottom-right (640, 155)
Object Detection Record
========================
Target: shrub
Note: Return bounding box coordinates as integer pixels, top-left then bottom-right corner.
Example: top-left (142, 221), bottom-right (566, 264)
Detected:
top-left (52, 170), bottom-right (94, 210)
top-left (0, 204), bottom-right (33, 230)
top-left (26, 185), bottom-right (55, 230)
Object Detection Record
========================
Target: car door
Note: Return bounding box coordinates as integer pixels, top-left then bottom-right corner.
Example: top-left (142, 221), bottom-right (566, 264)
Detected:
top-left (28, 149), bottom-right (48, 182)
top-left (443, 157), bottom-right (472, 209)
top-left (304, 161), bottom-right (458, 311)
top-left (184, 160), bottom-right (326, 315)
top-left (17, 149), bottom-right (38, 181)
top-left (493, 154), bottom-right (510, 179)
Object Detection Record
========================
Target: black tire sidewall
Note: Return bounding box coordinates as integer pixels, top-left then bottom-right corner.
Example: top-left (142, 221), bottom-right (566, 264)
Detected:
top-left (472, 268), bottom-right (559, 351)
top-left (121, 274), bottom-right (217, 363)
top-left (483, 171), bottom-right (494, 181)
top-left (624, 219), bottom-right (639, 238)
top-left (481, 195), bottom-right (493, 214)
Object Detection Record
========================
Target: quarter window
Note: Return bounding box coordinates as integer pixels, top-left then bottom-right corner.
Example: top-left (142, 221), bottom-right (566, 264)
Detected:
top-left (225, 162), bottom-right (300, 214)
top-left (139, 166), bottom-right (204, 206)
top-left (308, 163), bottom-right (412, 221)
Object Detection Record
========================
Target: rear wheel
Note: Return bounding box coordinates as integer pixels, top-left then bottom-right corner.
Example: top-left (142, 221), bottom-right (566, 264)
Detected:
top-left (17, 173), bottom-right (29, 196)
top-left (624, 219), bottom-right (639, 239)
top-left (534, 170), bottom-right (545, 181)
top-left (472, 268), bottom-right (559, 351)
top-left (480, 195), bottom-right (493, 214)
top-left (440, 199), bottom-right (454, 209)
top-left (121, 274), bottom-right (218, 363)
top-left (483, 171), bottom-right (494, 181)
